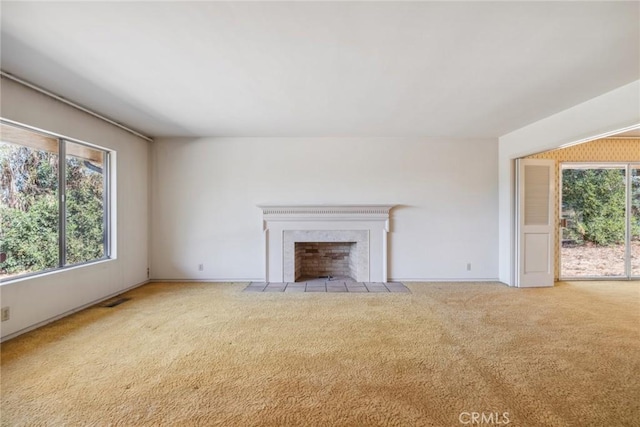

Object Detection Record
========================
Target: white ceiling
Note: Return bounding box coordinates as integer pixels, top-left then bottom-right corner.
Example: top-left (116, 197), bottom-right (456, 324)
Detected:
top-left (1, 1), bottom-right (638, 139)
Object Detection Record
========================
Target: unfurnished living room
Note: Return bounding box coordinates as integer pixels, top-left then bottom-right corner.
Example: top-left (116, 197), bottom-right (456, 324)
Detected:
top-left (0, 1), bottom-right (639, 426)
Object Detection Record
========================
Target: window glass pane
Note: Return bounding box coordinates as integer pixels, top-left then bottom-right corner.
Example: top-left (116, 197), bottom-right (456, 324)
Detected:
top-left (0, 125), bottom-right (59, 279)
top-left (561, 166), bottom-right (626, 277)
top-left (65, 141), bottom-right (106, 265)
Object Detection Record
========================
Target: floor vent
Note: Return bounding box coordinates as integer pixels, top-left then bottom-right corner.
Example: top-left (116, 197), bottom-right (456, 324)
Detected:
top-left (100, 297), bottom-right (131, 308)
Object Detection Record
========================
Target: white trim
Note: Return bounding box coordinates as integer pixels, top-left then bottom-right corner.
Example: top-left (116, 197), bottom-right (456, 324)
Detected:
top-left (258, 204), bottom-right (393, 215)
top-left (258, 204), bottom-right (393, 223)
top-left (151, 279), bottom-right (257, 283)
top-left (557, 124), bottom-right (640, 150)
top-left (0, 258), bottom-right (116, 285)
top-left (391, 278), bottom-right (501, 283)
top-left (151, 277), bottom-right (502, 283)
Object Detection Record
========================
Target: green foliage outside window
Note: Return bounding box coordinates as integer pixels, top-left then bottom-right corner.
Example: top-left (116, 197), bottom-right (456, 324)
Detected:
top-left (562, 168), bottom-right (640, 246)
top-left (0, 144), bottom-right (59, 274)
top-left (65, 157), bottom-right (105, 265)
top-left (0, 136), bottom-right (106, 278)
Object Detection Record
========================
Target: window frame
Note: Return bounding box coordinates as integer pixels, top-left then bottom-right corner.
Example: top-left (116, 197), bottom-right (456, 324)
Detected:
top-left (0, 118), bottom-right (113, 282)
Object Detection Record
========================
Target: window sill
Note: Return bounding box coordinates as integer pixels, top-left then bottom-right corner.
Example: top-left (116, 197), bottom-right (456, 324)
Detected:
top-left (0, 258), bottom-right (115, 285)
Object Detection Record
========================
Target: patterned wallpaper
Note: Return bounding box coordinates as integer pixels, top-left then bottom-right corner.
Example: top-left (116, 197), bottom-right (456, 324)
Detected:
top-left (527, 138), bottom-right (640, 162)
top-left (526, 138), bottom-right (640, 279)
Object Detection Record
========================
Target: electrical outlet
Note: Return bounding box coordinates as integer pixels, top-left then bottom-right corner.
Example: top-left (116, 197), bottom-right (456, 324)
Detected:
top-left (198, 264), bottom-right (204, 271)
top-left (466, 263), bottom-right (472, 271)
top-left (1, 307), bottom-right (9, 322)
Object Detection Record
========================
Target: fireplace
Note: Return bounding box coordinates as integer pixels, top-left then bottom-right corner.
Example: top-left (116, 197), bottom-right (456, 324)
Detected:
top-left (284, 229), bottom-right (368, 282)
top-left (295, 242), bottom-right (357, 281)
top-left (258, 205), bottom-right (393, 282)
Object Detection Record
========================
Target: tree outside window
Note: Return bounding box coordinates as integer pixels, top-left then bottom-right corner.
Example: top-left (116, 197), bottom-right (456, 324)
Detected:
top-left (0, 122), bottom-right (109, 280)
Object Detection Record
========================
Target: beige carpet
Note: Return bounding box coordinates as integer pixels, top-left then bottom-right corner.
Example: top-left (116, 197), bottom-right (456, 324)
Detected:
top-left (1, 281), bottom-right (639, 426)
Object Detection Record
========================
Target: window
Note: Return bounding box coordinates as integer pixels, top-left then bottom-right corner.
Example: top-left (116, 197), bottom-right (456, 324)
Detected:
top-left (0, 121), bottom-right (110, 281)
top-left (560, 163), bottom-right (640, 279)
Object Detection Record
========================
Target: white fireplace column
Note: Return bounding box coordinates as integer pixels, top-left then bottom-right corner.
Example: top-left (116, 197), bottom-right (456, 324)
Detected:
top-left (258, 205), bottom-right (394, 283)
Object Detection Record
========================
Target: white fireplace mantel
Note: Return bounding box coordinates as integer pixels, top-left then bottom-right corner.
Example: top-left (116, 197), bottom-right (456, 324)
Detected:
top-left (258, 204), bottom-right (393, 220)
top-left (258, 204), bottom-right (394, 283)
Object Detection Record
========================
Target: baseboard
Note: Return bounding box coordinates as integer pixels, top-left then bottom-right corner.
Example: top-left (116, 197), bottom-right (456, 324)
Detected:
top-left (150, 279), bottom-right (256, 283)
top-left (151, 278), bottom-right (502, 283)
top-left (391, 278), bottom-right (501, 283)
top-left (0, 279), bottom-right (151, 343)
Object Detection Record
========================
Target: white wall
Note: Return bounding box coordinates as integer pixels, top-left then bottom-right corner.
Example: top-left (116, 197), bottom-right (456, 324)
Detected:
top-left (151, 136), bottom-right (499, 282)
top-left (0, 78), bottom-right (150, 340)
top-left (498, 80), bottom-right (640, 285)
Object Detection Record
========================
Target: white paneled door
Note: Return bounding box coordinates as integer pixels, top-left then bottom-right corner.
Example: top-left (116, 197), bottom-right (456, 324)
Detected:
top-left (516, 159), bottom-right (555, 287)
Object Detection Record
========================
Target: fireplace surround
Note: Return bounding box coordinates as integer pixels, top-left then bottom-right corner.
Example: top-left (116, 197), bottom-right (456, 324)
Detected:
top-left (258, 205), bottom-right (394, 283)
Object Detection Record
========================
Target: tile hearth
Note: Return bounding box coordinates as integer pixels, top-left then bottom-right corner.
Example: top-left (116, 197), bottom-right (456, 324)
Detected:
top-left (243, 278), bottom-right (410, 293)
